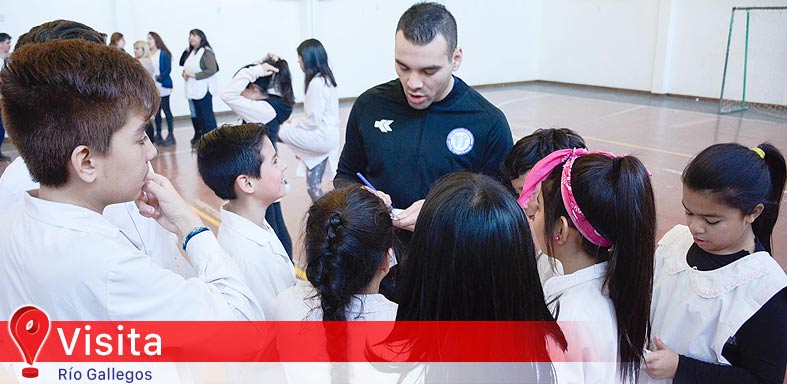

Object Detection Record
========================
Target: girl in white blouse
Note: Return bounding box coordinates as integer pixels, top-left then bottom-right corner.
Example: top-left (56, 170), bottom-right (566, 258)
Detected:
top-left (279, 39), bottom-right (339, 202)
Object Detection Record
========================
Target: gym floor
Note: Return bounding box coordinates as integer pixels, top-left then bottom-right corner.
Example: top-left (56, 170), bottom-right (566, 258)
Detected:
top-left (2, 81), bottom-right (785, 269)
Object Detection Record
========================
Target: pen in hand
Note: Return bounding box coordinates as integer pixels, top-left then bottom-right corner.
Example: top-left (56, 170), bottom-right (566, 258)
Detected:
top-left (356, 172), bottom-right (397, 213)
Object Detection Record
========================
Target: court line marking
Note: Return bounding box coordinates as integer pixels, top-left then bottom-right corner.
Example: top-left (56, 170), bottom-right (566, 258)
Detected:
top-left (583, 135), bottom-right (693, 159)
top-left (494, 94), bottom-right (549, 108)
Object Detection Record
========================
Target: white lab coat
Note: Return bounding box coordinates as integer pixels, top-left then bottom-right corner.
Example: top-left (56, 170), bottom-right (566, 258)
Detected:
top-left (544, 262), bottom-right (620, 384)
top-left (217, 206), bottom-right (296, 318)
top-left (220, 65), bottom-right (278, 124)
top-left (536, 250), bottom-right (564, 287)
top-left (0, 157), bottom-right (195, 278)
top-left (0, 193), bottom-right (263, 321)
top-left (279, 75), bottom-right (339, 177)
top-left (643, 225), bottom-right (787, 383)
top-left (271, 279), bottom-right (398, 383)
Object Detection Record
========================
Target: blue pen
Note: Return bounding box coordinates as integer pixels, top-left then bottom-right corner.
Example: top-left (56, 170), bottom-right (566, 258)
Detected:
top-left (356, 172), bottom-right (396, 211)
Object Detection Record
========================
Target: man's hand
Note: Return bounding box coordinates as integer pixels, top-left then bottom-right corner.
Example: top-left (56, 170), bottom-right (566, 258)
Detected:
top-left (362, 186), bottom-right (392, 208)
top-left (643, 336), bottom-right (679, 380)
top-left (393, 199), bottom-right (424, 232)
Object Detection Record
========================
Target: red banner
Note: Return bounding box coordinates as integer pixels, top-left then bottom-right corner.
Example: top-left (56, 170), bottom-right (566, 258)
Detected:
top-left (0, 321), bottom-right (598, 363)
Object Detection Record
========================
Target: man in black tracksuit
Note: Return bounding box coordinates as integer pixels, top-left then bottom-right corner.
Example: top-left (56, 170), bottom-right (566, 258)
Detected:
top-left (335, 76), bottom-right (512, 210)
top-left (334, 2), bottom-right (513, 300)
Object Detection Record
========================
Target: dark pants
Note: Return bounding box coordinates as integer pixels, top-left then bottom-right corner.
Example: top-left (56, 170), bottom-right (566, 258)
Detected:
top-left (191, 91), bottom-right (217, 139)
top-left (155, 95), bottom-right (174, 137)
top-left (265, 202), bottom-right (292, 259)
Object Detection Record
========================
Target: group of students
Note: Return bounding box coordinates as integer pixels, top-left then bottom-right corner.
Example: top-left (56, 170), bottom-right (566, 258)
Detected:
top-left (0, 12), bottom-right (785, 384)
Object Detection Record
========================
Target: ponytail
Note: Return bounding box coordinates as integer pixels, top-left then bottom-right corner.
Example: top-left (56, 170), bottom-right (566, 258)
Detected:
top-left (540, 154), bottom-right (655, 383)
top-left (753, 143), bottom-right (786, 253)
top-left (303, 186), bottom-right (394, 383)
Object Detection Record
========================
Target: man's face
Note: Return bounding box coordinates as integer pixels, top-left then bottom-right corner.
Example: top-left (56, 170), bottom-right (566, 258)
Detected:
top-left (394, 31), bottom-right (462, 110)
top-left (96, 114), bottom-right (158, 206)
top-left (0, 38), bottom-right (11, 55)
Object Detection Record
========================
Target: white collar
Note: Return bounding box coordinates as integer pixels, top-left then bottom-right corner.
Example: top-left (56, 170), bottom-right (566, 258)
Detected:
top-left (24, 192), bottom-right (119, 238)
top-left (543, 261), bottom-right (608, 298)
top-left (220, 205), bottom-right (281, 250)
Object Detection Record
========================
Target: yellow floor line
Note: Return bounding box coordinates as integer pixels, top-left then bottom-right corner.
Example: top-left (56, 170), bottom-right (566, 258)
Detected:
top-left (189, 204), bottom-right (221, 227)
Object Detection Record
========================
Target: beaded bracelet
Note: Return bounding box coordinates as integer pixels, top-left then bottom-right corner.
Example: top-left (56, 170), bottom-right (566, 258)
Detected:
top-left (182, 226), bottom-right (210, 250)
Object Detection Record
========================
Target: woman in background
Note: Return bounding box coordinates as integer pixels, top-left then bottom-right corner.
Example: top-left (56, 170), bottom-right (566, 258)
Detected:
top-left (147, 32), bottom-right (175, 147)
top-left (181, 29), bottom-right (218, 146)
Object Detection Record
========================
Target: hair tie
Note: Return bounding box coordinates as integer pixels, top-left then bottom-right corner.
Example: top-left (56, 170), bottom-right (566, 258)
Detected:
top-left (752, 147), bottom-right (765, 159)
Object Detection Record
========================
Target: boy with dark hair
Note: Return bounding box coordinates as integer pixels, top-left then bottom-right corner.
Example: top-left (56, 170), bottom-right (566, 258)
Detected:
top-left (0, 39), bottom-right (261, 321)
top-left (197, 123), bottom-right (295, 317)
top-left (502, 127), bottom-right (587, 286)
top-left (501, 127), bottom-right (587, 196)
top-left (0, 19), bottom-right (192, 278)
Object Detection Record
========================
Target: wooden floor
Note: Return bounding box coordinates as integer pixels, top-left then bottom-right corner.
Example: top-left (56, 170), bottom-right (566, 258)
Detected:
top-left (2, 81), bottom-right (785, 268)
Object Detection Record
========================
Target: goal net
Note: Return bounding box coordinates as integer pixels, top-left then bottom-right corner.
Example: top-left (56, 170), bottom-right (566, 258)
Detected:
top-left (719, 7), bottom-right (787, 119)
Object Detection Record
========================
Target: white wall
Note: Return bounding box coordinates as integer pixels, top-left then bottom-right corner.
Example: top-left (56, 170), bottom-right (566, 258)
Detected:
top-left (1, 0), bottom-right (541, 117)
top-left (540, 0), bottom-right (660, 92)
top-left (1, 0), bottom-right (785, 115)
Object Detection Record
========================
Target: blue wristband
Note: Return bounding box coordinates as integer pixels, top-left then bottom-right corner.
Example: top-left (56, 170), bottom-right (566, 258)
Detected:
top-left (182, 226), bottom-right (210, 250)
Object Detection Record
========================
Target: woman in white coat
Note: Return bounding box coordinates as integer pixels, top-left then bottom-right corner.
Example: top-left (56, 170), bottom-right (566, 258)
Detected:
top-left (279, 39), bottom-right (339, 202)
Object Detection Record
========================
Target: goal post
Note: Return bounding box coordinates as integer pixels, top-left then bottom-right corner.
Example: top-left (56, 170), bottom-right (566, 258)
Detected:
top-left (719, 6), bottom-right (787, 117)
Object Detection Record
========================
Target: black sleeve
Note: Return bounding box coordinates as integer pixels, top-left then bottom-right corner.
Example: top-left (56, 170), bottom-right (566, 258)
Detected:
top-left (674, 288), bottom-right (787, 384)
top-left (179, 49), bottom-right (189, 66)
top-left (333, 97), bottom-right (368, 189)
top-left (480, 110), bottom-right (514, 188)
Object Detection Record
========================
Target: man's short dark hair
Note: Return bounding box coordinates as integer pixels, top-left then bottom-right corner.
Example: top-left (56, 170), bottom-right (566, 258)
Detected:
top-left (0, 33), bottom-right (10, 43)
top-left (197, 123), bottom-right (270, 200)
top-left (0, 40), bottom-right (159, 186)
top-left (15, 20), bottom-right (106, 50)
top-left (396, 2), bottom-right (457, 54)
top-left (501, 128), bottom-right (587, 180)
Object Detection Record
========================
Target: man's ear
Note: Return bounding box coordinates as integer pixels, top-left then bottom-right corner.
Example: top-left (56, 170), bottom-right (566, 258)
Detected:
top-left (70, 145), bottom-right (97, 183)
top-left (450, 47), bottom-right (463, 72)
top-left (235, 174), bottom-right (255, 195)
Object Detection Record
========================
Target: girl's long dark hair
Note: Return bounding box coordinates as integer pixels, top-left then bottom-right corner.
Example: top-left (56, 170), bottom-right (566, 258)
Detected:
top-left (682, 142), bottom-right (786, 254)
top-left (147, 31), bottom-right (171, 58)
top-left (540, 154), bottom-right (656, 383)
top-left (187, 29), bottom-right (211, 53)
top-left (304, 185), bottom-right (395, 383)
top-left (243, 58), bottom-right (295, 106)
top-left (296, 39), bottom-right (337, 92)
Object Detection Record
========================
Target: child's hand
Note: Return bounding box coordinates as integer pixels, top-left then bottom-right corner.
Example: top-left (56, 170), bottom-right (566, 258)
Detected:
top-left (643, 336), bottom-right (679, 380)
top-left (136, 171), bottom-right (203, 239)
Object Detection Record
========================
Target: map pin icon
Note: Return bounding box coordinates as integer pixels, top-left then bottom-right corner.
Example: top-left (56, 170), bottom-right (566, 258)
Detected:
top-left (9, 306), bottom-right (51, 378)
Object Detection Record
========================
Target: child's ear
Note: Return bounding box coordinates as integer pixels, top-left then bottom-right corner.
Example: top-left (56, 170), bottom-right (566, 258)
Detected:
top-left (746, 203), bottom-right (765, 224)
top-left (70, 145), bottom-right (97, 183)
top-left (234, 174), bottom-right (255, 194)
top-left (378, 248), bottom-right (395, 276)
top-left (555, 216), bottom-right (571, 246)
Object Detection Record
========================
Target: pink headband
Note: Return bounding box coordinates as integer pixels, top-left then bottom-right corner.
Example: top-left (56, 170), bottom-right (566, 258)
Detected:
top-left (517, 148), bottom-right (615, 248)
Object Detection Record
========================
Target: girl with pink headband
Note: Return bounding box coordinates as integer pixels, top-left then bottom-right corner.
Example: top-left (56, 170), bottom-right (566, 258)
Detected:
top-left (519, 148), bottom-right (656, 383)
